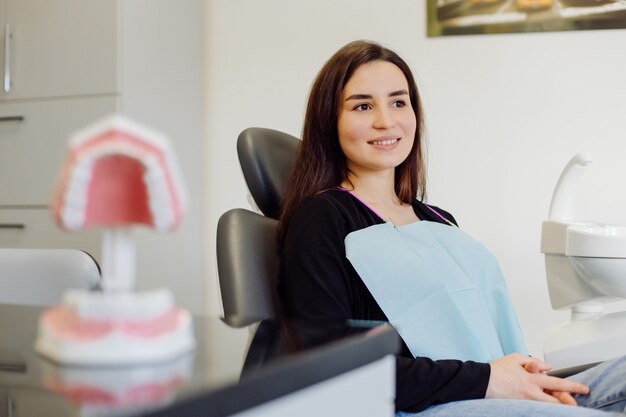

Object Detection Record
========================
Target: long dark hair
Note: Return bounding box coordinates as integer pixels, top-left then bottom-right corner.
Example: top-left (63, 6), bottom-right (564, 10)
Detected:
top-left (278, 40), bottom-right (427, 245)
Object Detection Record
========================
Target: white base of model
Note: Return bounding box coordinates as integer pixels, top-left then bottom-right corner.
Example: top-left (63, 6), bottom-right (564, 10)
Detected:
top-left (35, 288), bottom-right (195, 366)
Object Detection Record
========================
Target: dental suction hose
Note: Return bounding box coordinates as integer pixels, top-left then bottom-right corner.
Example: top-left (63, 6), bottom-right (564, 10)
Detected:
top-left (548, 152), bottom-right (593, 222)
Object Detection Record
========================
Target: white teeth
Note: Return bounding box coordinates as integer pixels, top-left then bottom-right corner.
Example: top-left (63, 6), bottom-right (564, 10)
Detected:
top-left (370, 138), bottom-right (398, 146)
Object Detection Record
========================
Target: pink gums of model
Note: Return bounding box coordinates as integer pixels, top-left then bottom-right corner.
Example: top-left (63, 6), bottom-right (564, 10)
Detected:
top-left (35, 114), bottom-right (195, 365)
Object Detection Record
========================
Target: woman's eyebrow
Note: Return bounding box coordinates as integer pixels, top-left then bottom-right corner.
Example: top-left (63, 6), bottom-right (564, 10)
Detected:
top-left (344, 89), bottom-right (409, 102)
top-left (344, 93), bottom-right (371, 101)
top-left (389, 89), bottom-right (409, 97)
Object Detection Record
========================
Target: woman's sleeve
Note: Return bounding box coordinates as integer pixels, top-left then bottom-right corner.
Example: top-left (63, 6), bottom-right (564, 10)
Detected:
top-left (281, 197), bottom-right (491, 412)
top-left (396, 356), bottom-right (490, 412)
top-left (281, 197), bottom-right (354, 319)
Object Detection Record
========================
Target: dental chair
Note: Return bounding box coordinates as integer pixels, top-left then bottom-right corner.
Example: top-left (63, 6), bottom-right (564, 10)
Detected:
top-left (216, 127), bottom-right (299, 327)
top-left (0, 248), bottom-right (100, 306)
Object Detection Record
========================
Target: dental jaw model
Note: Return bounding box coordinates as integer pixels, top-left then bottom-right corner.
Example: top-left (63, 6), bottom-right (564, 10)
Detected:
top-left (35, 115), bottom-right (195, 365)
top-left (42, 353), bottom-right (192, 415)
top-left (542, 153), bottom-right (626, 369)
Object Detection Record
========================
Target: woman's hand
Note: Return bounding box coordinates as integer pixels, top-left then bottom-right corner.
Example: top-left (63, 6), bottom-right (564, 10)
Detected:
top-left (523, 359), bottom-right (578, 405)
top-left (486, 353), bottom-right (589, 405)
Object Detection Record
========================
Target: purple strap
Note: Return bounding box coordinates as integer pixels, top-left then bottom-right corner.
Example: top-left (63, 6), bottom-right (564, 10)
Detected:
top-left (424, 204), bottom-right (456, 227)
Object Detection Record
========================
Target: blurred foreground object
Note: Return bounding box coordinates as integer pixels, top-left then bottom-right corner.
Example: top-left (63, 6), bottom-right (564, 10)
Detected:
top-left (36, 114), bottom-right (194, 365)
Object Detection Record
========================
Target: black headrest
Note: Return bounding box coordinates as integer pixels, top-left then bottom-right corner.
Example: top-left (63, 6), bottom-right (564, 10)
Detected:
top-left (237, 128), bottom-right (299, 220)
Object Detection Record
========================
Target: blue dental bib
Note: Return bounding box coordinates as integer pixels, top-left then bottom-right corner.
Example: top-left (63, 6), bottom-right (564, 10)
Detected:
top-left (345, 220), bottom-right (527, 361)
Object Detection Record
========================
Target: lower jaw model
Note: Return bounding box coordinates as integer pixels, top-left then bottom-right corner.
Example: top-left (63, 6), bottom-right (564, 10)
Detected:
top-left (35, 288), bottom-right (195, 365)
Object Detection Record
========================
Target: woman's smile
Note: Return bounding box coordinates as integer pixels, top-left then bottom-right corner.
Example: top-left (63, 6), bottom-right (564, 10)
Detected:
top-left (368, 137), bottom-right (401, 148)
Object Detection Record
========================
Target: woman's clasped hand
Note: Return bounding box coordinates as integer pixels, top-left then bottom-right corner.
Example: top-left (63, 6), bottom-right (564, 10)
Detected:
top-left (487, 354), bottom-right (589, 405)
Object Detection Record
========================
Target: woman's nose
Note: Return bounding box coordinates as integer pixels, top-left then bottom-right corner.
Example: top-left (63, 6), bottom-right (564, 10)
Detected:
top-left (373, 107), bottom-right (394, 129)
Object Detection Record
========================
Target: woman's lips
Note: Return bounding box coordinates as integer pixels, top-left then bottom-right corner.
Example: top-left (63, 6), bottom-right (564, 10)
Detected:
top-left (368, 137), bottom-right (400, 149)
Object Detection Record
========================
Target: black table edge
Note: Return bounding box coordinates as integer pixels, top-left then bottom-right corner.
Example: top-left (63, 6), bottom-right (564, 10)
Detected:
top-left (142, 324), bottom-right (400, 417)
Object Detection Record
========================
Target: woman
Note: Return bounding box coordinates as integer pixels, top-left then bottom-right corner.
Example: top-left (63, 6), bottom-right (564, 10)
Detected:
top-left (277, 40), bottom-right (626, 416)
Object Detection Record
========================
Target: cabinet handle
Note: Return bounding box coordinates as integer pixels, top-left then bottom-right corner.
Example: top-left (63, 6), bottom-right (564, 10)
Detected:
top-left (0, 116), bottom-right (24, 122)
top-left (7, 394), bottom-right (14, 417)
top-left (0, 349), bottom-right (27, 373)
top-left (0, 224), bottom-right (25, 230)
top-left (4, 25), bottom-right (11, 93)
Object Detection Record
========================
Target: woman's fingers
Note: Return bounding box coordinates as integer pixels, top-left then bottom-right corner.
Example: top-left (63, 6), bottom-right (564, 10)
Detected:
top-left (549, 391), bottom-right (579, 406)
top-left (531, 390), bottom-right (563, 404)
top-left (522, 358), bottom-right (580, 405)
top-left (522, 357), bottom-right (552, 373)
top-left (487, 354), bottom-right (589, 403)
top-left (524, 361), bottom-right (547, 374)
top-left (533, 373), bottom-right (589, 395)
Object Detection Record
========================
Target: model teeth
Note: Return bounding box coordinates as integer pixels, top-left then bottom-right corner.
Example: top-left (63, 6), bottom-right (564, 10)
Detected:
top-left (370, 138), bottom-right (398, 146)
top-left (53, 114), bottom-right (189, 233)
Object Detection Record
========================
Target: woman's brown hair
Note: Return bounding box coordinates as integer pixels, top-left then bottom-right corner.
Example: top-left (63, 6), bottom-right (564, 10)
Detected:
top-left (278, 40), bottom-right (427, 245)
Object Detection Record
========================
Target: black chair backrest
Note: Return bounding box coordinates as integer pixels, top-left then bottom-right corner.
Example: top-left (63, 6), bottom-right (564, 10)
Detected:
top-left (237, 127), bottom-right (299, 220)
top-left (217, 209), bottom-right (280, 327)
top-left (217, 127), bottom-right (299, 327)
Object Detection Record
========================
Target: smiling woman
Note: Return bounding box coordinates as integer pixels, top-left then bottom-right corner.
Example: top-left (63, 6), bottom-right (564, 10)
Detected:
top-left (275, 40), bottom-right (626, 416)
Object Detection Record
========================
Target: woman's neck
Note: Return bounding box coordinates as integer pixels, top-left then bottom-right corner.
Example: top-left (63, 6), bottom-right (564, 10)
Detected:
top-left (342, 170), bottom-right (419, 226)
top-left (342, 170), bottom-right (400, 206)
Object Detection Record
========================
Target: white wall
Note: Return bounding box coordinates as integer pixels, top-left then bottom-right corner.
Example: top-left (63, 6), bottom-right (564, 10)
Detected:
top-left (122, 0), bottom-right (205, 313)
top-left (204, 0), bottom-right (626, 357)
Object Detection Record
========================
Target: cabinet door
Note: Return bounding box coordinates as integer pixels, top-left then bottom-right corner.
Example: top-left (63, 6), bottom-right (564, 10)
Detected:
top-left (1, 0), bottom-right (118, 100)
top-left (0, 208), bottom-right (101, 260)
top-left (0, 388), bottom-right (73, 417)
top-left (0, 95), bottom-right (118, 206)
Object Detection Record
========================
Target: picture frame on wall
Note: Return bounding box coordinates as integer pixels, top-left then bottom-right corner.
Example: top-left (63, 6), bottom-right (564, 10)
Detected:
top-left (428, 0), bottom-right (626, 36)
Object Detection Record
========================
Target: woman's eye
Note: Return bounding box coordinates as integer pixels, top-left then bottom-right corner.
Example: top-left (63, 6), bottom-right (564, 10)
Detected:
top-left (392, 100), bottom-right (407, 108)
top-left (353, 103), bottom-right (371, 111)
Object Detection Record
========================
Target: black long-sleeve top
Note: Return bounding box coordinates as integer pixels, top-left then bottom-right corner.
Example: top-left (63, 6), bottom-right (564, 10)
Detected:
top-left (277, 189), bottom-right (491, 412)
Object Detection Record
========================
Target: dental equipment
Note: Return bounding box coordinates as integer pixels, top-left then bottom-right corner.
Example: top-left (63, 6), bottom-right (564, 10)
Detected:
top-left (542, 153), bottom-right (626, 369)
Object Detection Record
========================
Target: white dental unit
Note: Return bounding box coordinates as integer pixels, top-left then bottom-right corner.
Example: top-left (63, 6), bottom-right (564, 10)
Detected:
top-left (542, 153), bottom-right (626, 370)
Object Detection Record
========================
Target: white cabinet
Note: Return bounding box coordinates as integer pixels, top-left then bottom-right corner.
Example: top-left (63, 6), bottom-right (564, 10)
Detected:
top-left (0, 0), bottom-right (120, 209)
top-left (0, 96), bottom-right (118, 205)
top-left (0, 0), bottom-right (205, 314)
top-left (0, 388), bottom-right (75, 417)
top-left (1, 0), bottom-right (118, 100)
top-left (0, 208), bottom-right (101, 256)
top-left (0, 0), bottom-right (119, 258)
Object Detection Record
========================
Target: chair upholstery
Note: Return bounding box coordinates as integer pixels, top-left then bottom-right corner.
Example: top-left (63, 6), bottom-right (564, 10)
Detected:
top-left (217, 128), bottom-right (299, 327)
top-left (237, 127), bottom-right (299, 220)
top-left (0, 249), bottom-right (101, 306)
top-left (217, 209), bottom-right (280, 327)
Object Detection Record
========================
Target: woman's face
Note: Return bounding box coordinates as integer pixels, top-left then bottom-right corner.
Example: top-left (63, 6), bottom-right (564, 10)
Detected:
top-left (337, 60), bottom-right (416, 179)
